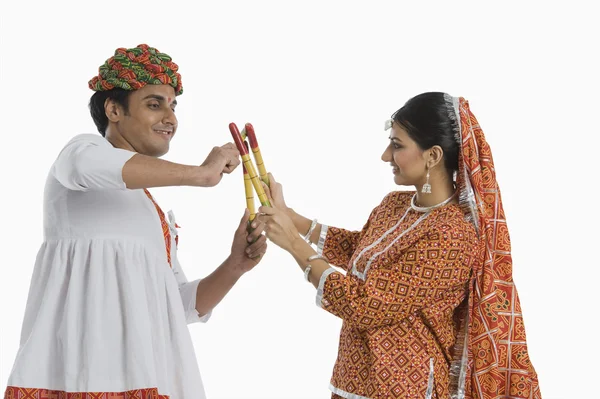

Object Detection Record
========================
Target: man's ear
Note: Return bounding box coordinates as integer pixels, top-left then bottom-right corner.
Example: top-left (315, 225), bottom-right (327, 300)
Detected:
top-left (104, 98), bottom-right (124, 122)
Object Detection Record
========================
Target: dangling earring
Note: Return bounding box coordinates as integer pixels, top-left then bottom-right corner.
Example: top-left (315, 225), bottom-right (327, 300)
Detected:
top-left (422, 167), bottom-right (432, 194)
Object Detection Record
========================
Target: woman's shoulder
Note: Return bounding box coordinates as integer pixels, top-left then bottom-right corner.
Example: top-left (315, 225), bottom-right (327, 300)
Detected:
top-left (378, 190), bottom-right (415, 208)
top-left (431, 205), bottom-right (480, 243)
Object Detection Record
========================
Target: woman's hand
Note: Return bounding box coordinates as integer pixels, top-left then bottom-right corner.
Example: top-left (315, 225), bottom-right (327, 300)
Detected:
top-left (256, 205), bottom-right (300, 253)
top-left (261, 173), bottom-right (290, 212)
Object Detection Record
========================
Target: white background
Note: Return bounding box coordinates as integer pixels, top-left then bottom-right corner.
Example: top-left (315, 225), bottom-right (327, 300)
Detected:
top-left (1, 1), bottom-right (598, 398)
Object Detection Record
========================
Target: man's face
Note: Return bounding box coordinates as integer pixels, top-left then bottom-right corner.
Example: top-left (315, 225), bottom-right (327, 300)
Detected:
top-left (107, 84), bottom-right (178, 157)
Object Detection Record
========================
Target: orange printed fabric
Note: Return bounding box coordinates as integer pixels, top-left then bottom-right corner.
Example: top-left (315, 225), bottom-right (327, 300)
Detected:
top-left (4, 386), bottom-right (169, 399)
top-left (319, 207), bottom-right (380, 271)
top-left (143, 189), bottom-right (177, 268)
top-left (320, 191), bottom-right (482, 399)
top-left (455, 98), bottom-right (541, 399)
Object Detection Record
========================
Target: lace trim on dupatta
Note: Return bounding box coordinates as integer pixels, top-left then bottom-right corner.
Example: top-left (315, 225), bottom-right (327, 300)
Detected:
top-left (444, 93), bottom-right (475, 399)
top-left (444, 93), bottom-right (480, 236)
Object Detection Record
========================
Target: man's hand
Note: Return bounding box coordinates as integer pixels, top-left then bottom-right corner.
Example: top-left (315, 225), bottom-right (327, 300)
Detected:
top-left (226, 209), bottom-right (268, 276)
top-left (195, 143), bottom-right (241, 187)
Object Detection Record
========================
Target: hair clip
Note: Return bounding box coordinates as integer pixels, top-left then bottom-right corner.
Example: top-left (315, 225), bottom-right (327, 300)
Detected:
top-left (384, 119), bottom-right (393, 131)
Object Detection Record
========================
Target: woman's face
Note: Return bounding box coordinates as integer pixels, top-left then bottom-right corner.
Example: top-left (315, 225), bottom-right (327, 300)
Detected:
top-left (381, 122), bottom-right (428, 187)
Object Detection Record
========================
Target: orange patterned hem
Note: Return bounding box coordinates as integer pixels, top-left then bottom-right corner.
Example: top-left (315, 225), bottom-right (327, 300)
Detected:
top-left (4, 386), bottom-right (169, 399)
top-left (143, 188), bottom-right (174, 268)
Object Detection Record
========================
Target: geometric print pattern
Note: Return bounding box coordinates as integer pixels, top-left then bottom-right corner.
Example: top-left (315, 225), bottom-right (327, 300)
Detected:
top-left (321, 191), bottom-right (482, 399)
top-left (454, 98), bottom-right (541, 399)
top-left (4, 387), bottom-right (169, 399)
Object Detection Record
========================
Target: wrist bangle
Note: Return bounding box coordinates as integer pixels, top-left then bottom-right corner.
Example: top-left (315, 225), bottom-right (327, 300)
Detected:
top-left (304, 219), bottom-right (318, 242)
top-left (304, 264), bottom-right (312, 282)
top-left (307, 254), bottom-right (327, 263)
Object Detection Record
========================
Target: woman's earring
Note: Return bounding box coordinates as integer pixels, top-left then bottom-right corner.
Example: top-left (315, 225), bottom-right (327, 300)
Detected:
top-left (422, 168), bottom-right (432, 194)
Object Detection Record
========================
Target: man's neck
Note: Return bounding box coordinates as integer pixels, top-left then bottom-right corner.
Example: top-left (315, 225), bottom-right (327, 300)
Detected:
top-left (105, 131), bottom-right (135, 152)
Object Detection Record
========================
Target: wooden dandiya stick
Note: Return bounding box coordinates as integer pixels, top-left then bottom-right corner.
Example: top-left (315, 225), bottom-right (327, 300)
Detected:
top-left (228, 122), bottom-right (271, 208)
top-left (242, 142), bottom-right (257, 221)
top-left (243, 123), bottom-right (270, 186)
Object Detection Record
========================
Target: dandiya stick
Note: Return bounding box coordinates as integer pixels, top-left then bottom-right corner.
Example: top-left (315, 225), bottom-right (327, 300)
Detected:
top-left (242, 142), bottom-right (257, 221)
top-left (243, 123), bottom-right (269, 186)
top-left (228, 123), bottom-right (271, 208)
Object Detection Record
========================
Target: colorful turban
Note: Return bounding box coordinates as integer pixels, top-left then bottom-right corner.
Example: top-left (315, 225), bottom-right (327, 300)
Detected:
top-left (88, 44), bottom-right (183, 95)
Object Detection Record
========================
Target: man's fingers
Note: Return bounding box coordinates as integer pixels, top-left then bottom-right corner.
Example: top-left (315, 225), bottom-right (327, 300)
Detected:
top-left (221, 142), bottom-right (239, 154)
top-left (224, 146), bottom-right (240, 159)
top-left (237, 209), bottom-right (250, 232)
top-left (246, 235), bottom-right (267, 252)
top-left (228, 152), bottom-right (241, 163)
top-left (247, 221), bottom-right (266, 242)
top-left (247, 241), bottom-right (267, 259)
top-left (221, 153), bottom-right (241, 174)
top-left (226, 156), bottom-right (241, 168)
top-left (223, 164), bottom-right (236, 174)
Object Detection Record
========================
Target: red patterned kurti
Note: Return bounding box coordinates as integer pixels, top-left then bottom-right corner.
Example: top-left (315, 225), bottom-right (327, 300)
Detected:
top-left (318, 191), bottom-right (482, 399)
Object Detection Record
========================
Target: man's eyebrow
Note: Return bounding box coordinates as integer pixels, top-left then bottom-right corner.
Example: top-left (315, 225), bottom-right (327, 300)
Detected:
top-left (142, 94), bottom-right (176, 106)
top-left (142, 94), bottom-right (166, 101)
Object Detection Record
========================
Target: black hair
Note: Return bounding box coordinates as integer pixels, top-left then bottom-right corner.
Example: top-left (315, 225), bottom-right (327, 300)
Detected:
top-left (88, 88), bottom-right (132, 136)
top-left (392, 92), bottom-right (459, 173)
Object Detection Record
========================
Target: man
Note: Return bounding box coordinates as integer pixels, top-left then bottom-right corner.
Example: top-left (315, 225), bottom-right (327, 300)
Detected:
top-left (3, 44), bottom-right (266, 399)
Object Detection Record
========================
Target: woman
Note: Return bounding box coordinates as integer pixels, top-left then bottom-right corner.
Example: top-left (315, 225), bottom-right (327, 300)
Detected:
top-left (257, 93), bottom-right (541, 398)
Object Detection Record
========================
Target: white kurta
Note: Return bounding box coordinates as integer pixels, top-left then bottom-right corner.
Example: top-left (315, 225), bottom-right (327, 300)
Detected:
top-left (5, 134), bottom-right (210, 399)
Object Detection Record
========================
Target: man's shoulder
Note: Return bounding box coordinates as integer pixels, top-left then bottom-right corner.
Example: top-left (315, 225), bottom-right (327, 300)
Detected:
top-left (63, 133), bottom-right (108, 147)
top-left (51, 134), bottom-right (110, 165)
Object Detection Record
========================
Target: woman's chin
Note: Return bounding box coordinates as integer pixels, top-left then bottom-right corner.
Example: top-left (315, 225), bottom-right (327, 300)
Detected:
top-left (393, 177), bottom-right (416, 190)
top-left (393, 175), bottom-right (406, 186)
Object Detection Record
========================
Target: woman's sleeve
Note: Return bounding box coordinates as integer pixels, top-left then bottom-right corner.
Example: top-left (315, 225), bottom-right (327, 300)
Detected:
top-left (317, 204), bottom-right (380, 270)
top-left (316, 223), bottom-right (477, 330)
top-left (51, 134), bottom-right (136, 191)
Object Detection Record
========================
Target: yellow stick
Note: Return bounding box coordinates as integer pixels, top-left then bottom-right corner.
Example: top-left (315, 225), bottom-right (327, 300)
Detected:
top-left (245, 123), bottom-right (269, 186)
top-left (243, 165), bottom-right (256, 221)
top-left (251, 147), bottom-right (269, 186)
top-left (241, 154), bottom-right (271, 207)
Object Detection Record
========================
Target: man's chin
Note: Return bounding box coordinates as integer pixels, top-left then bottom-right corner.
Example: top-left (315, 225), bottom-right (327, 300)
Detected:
top-left (144, 145), bottom-right (169, 158)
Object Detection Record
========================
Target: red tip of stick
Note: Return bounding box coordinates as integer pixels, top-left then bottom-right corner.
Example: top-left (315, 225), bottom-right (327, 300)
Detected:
top-left (245, 123), bottom-right (258, 148)
top-left (229, 122), bottom-right (248, 155)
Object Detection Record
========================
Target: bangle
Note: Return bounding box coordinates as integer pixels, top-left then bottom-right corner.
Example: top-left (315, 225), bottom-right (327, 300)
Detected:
top-left (304, 219), bottom-right (318, 242)
top-left (307, 254), bottom-right (327, 263)
top-left (304, 264), bottom-right (312, 282)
